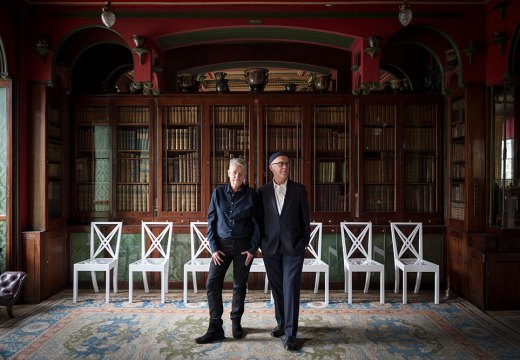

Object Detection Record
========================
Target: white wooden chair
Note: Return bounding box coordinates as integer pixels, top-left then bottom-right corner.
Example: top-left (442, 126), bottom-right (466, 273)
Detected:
top-left (73, 222), bottom-right (123, 303)
top-left (184, 221), bottom-right (268, 304)
top-left (183, 221), bottom-right (213, 304)
top-left (302, 222), bottom-right (329, 305)
top-left (128, 221), bottom-right (173, 304)
top-left (340, 222), bottom-right (385, 304)
top-left (249, 249), bottom-right (270, 294)
top-left (390, 222), bottom-right (439, 304)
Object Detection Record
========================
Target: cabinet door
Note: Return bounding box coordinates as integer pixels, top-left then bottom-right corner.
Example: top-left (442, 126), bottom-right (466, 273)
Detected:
top-left (210, 104), bottom-right (251, 189)
top-left (114, 101), bottom-right (153, 219)
top-left (159, 103), bottom-right (202, 215)
top-left (74, 102), bottom-right (111, 219)
top-left (311, 103), bottom-right (350, 214)
top-left (403, 102), bottom-right (440, 218)
top-left (360, 102), bottom-right (397, 216)
top-left (261, 103), bottom-right (303, 184)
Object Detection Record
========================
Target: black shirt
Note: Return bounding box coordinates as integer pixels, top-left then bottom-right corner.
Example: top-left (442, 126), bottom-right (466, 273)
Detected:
top-left (207, 184), bottom-right (261, 254)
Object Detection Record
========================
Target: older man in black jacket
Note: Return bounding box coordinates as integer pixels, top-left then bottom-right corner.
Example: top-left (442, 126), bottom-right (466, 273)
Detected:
top-left (258, 151), bottom-right (310, 351)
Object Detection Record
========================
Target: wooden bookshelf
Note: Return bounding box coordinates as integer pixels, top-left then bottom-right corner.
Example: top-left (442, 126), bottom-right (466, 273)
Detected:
top-left (312, 104), bottom-right (350, 213)
top-left (74, 102), bottom-right (111, 218)
top-left (449, 96), bottom-right (465, 221)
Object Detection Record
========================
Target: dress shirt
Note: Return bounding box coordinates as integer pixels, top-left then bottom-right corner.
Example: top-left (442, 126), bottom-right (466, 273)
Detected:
top-left (207, 183), bottom-right (261, 254)
top-left (274, 181), bottom-right (287, 215)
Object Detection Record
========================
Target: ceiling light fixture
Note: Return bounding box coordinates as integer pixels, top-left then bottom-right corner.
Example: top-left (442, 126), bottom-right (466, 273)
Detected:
top-left (101, 0), bottom-right (116, 28)
top-left (398, 0), bottom-right (413, 27)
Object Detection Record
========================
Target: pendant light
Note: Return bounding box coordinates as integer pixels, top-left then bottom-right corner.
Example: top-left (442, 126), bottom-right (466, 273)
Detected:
top-left (398, 0), bottom-right (413, 27)
top-left (101, 0), bottom-right (116, 28)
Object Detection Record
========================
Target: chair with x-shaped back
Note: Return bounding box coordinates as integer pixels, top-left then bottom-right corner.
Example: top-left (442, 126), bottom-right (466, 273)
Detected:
top-left (129, 221), bottom-right (173, 304)
top-left (73, 222), bottom-right (123, 303)
top-left (390, 222), bottom-right (439, 304)
top-left (340, 222), bottom-right (384, 304)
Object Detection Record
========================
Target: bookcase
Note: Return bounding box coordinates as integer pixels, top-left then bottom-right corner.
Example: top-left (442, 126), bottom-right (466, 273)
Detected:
top-left (311, 103), bottom-right (350, 214)
top-left (70, 94), bottom-right (441, 226)
top-left (159, 101), bottom-right (202, 216)
top-left (74, 100), bottom-right (111, 218)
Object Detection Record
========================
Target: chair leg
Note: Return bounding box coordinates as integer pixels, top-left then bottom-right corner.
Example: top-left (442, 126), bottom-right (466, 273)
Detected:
top-left (380, 270), bottom-right (385, 304)
top-left (91, 271), bottom-right (99, 293)
top-left (105, 270), bottom-right (110, 303)
top-left (394, 267), bottom-right (399, 294)
top-left (192, 271), bottom-right (198, 293)
top-left (344, 268), bottom-right (348, 294)
top-left (264, 274), bottom-right (269, 294)
top-left (143, 271), bottom-right (149, 293)
top-left (165, 270), bottom-right (169, 294)
top-left (6, 305), bottom-right (14, 319)
top-left (325, 269), bottom-right (329, 306)
top-left (434, 271), bottom-right (439, 304)
top-left (364, 272), bottom-right (371, 293)
top-left (402, 271), bottom-right (408, 304)
top-left (73, 269), bottom-right (79, 303)
top-left (414, 272), bottom-right (422, 294)
top-left (113, 266), bottom-right (118, 294)
top-left (314, 272), bottom-right (320, 293)
top-left (129, 270), bottom-right (133, 303)
top-left (183, 267), bottom-right (188, 305)
top-left (348, 270), bottom-right (352, 304)
top-left (161, 271), bottom-right (165, 304)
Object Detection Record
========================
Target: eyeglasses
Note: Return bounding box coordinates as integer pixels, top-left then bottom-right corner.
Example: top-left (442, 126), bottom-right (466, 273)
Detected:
top-left (272, 161), bottom-right (290, 168)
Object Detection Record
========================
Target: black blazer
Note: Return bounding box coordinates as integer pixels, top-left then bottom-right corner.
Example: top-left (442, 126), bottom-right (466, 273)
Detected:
top-left (258, 180), bottom-right (310, 257)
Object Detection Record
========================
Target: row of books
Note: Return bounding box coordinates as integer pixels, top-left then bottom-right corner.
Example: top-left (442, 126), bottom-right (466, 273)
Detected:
top-left (76, 106), bottom-right (109, 124)
top-left (48, 142), bottom-right (62, 162)
top-left (48, 124), bottom-right (62, 139)
top-left (163, 153), bottom-right (200, 183)
top-left (162, 184), bottom-right (199, 212)
top-left (117, 184), bottom-right (149, 212)
top-left (76, 158), bottom-right (110, 183)
top-left (404, 105), bottom-right (436, 127)
top-left (363, 185), bottom-right (395, 212)
top-left (48, 163), bottom-right (62, 179)
top-left (363, 127), bottom-right (395, 151)
top-left (451, 123), bottom-right (466, 138)
top-left (450, 202), bottom-right (465, 221)
top-left (314, 106), bottom-right (347, 125)
top-left (118, 157), bottom-right (150, 183)
top-left (451, 143), bottom-right (465, 161)
top-left (267, 128), bottom-right (300, 151)
top-left (315, 128), bottom-right (345, 151)
top-left (404, 184), bottom-right (436, 212)
top-left (164, 105), bottom-right (199, 125)
top-left (404, 127), bottom-right (436, 151)
top-left (117, 106), bottom-right (149, 124)
top-left (363, 158), bottom-right (395, 183)
top-left (404, 155), bottom-right (435, 183)
top-left (76, 184), bottom-right (110, 212)
top-left (451, 183), bottom-right (464, 202)
top-left (450, 163), bottom-right (465, 179)
top-left (314, 185), bottom-right (347, 212)
top-left (362, 105), bottom-right (396, 126)
top-left (118, 128), bottom-right (149, 151)
top-left (212, 106), bottom-right (248, 125)
top-left (77, 126), bottom-right (110, 151)
top-left (163, 127), bottom-right (199, 151)
top-left (213, 128), bottom-right (248, 150)
top-left (315, 161), bottom-right (347, 183)
top-left (264, 106), bottom-right (302, 125)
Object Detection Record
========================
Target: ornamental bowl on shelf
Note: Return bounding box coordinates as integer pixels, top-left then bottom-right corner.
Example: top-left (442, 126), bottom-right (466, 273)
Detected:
top-left (177, 73), bottom-right (199, 92)
top-left (284, 83), bottom-right (297, 93)
top-left (312, 73), bottom-right (331, 93)
top-left (244, 68), bottom-right (269, 92)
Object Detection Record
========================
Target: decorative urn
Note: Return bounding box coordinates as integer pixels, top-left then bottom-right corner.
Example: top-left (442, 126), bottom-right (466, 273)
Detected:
top-left (177, 73), bottom-right (199, 93)
top-left (215, 72), bottom-right (230, 93)
top-left (244, 68), bottom-right (269, 92)
top-left (312, 73), bottom-right (332, 93)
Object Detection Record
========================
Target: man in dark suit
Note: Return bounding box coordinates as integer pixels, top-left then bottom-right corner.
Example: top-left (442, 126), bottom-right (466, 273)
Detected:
top-left (258, 151), bottom-right (310, 351)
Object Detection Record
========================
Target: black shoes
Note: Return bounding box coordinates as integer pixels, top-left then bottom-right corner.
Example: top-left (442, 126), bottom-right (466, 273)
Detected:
top-left (270, 325), bottom-right (284, 338)
top-left (232, 320), bottom-right (244, 339)
top-left (282, 335), bottom-right (299, 351)
top-left (195, 327), bottom-right (225, 344)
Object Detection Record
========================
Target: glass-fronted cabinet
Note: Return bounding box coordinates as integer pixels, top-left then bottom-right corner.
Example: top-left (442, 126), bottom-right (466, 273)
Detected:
top-left (490, 86), bottom-right (518, 228)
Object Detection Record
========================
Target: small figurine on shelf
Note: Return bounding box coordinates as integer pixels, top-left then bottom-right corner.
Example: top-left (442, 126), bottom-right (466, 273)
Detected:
top-left (215, 72), bottom-right (230, 93)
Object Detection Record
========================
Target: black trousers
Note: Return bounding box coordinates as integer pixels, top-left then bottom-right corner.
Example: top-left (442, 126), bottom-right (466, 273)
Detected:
top-left (206, 238), bottom-right (252, 328)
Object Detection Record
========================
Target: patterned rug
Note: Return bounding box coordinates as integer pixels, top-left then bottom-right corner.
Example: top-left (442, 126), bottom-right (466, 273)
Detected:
top-left (1, 291), bottom-right (520, 359)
